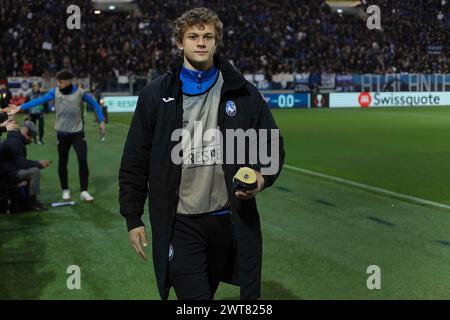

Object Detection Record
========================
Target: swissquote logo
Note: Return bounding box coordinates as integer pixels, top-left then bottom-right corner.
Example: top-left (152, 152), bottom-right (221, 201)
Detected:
top-left (358, 92), bottom-right (372, 108)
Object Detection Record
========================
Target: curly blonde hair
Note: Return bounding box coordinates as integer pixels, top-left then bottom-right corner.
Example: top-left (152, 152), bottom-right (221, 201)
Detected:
top-left (173, 7), bottom-right (223, 46)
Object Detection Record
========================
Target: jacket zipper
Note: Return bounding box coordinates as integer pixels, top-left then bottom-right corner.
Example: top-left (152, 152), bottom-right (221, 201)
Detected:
top-left (171, 83), bottom-right (183, 236)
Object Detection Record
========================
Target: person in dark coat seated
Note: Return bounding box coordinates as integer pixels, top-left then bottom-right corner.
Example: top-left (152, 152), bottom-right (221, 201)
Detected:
top-left (0, 121), bottom-right (51, 211)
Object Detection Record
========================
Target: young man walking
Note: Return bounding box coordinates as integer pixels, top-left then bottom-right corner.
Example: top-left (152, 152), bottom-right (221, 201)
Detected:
top-left (119, 7), bottom-right (284, 300)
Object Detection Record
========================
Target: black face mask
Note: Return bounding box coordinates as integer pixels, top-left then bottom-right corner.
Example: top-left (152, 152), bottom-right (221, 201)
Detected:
top-left (60, 83), bottom-right (73, 95)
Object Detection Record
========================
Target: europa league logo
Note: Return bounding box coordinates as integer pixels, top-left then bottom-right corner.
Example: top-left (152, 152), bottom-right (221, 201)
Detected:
top-left (314, 94), bottom-right (324, 108)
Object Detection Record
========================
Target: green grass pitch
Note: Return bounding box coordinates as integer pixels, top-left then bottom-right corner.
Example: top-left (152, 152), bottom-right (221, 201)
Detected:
top-left (1, 106), bottom-right (450, 299)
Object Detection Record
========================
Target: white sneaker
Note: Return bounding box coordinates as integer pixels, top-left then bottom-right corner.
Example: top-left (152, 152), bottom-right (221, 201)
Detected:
top-left (80, 191), bottom-right (94, 202)
top-left (62, 189), bottom-right (71, 201)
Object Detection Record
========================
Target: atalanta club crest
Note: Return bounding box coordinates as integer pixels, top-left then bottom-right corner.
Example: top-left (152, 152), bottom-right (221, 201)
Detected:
top-left (169, 243), bottom-right (174, 261)
top-left (225, 100), bottom-right (237, 116)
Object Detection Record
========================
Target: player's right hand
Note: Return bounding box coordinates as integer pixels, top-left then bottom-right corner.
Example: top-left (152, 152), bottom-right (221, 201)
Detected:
top-left (2, 104), bottom-right (21, 115)
top-left (129, 226), bottom-right (148, 261)
top-left (39, 160), bottom-right (51, 168)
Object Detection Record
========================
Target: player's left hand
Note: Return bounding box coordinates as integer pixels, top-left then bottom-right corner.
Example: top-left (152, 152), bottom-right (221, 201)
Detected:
top-left (99, 121), bottom-right (106, 132)
top-left (234, 170), bottom-right (265, 200)
top-left (0, 119), bottom-right (12, 128)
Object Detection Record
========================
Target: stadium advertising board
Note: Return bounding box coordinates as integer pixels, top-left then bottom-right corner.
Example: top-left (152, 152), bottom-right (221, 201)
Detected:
top-left (103, 96), bottom-right (139, 113)
top-left (348, 74), bottom-right (450, 92)
top-left (105, 93), bottom-right (310, 112)
top-left (291, 74), bottom-right (450, 92)
top-left (330, 92), bottom-right (450, 108)
top-left (262, 93), bottom-right (309, 108)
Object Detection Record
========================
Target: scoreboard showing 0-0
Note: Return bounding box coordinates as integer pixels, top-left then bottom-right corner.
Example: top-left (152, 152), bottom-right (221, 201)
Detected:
top-left (262, 93), bottom-right (309, 108)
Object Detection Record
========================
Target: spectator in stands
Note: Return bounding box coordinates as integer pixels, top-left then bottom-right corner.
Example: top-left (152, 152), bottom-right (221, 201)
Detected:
top-left (0, 121), bottom-right (51, 211)
top-left (0, 0), bottom-right (447, 83)
top-left (22, 57), bottom-right (33, 77)
top-left (309, 69), bottom-right (322, 94)
top-left (0, 79), bottom-right (12, 109)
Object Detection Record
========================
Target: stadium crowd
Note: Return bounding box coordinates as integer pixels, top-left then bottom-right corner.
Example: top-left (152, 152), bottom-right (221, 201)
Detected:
top-left (0, 0), bottom-right (448, 86)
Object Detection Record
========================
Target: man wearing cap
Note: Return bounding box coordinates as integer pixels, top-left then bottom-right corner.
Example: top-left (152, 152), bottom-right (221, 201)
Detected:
top-left (6, 69), bottom-right (106, 202)
top-left (0, 121), bottom-right (51, 211)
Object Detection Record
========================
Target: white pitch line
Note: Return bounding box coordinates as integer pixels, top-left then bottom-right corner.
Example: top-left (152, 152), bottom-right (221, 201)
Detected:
top-left (284, 164), bottom-right (450, 210)
top-left (109, 122), bottom-right (130, 129)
